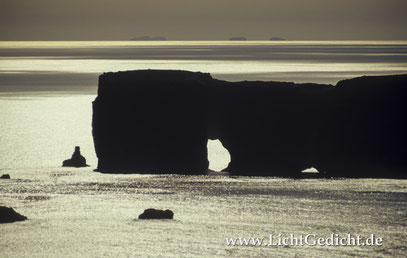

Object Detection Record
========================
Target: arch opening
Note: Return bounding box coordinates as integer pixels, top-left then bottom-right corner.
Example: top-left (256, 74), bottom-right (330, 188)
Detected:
top-left (207, 139), bottom-right (231, 172)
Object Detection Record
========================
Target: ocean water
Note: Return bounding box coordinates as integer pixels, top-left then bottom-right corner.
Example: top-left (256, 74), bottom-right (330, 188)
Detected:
top-left (1, 170), bottom-right (406, 257)
top-left (0, 41), bottom-right (407, 257)
top-left (1, 41), bottom-right (407, 92)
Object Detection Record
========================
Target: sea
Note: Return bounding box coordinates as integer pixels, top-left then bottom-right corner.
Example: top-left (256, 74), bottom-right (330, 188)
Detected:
top-left (0, 41), bottom-right (406, 257)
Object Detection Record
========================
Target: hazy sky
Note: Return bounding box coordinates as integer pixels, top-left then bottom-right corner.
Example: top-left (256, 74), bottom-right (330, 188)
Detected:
top-left (1, 0), bottom-right (406, 40)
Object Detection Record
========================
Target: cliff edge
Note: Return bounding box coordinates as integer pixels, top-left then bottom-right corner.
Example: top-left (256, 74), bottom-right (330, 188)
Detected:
top-left (92, 70), bottom-right (407, 178)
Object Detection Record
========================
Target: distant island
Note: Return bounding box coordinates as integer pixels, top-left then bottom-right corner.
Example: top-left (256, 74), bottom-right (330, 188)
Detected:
top-left (131, 36), bottom-right (167, 41)
top-left (229, 37), bottom-right (247, 41)
top-left (270, 37), bottom-right (286, 41)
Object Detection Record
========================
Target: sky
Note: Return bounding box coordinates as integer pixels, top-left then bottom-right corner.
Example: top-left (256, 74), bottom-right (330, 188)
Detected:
top-left (1, 0), bottom-right (406, 40)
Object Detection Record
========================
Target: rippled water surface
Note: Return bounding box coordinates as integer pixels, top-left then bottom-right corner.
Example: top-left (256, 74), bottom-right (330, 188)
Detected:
top-left (1, 41), bottom-right (407, 91)
top-left (1, 41), bottom-right (407, 257)
top-left (1, 169), bottom-right (407, 257)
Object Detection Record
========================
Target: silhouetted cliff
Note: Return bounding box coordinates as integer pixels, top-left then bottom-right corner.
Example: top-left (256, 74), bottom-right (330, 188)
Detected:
top-left (93, 70), bottom-right (212, 174)
top-left (315, 74), bottom-right (407, 178)
top-left (207, 80), bottom-right (333, 176)
top-left (92, 70), bottom-right (407, 178)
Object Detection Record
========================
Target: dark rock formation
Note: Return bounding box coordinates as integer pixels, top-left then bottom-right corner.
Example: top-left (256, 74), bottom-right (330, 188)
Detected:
top-left (0, 174), bottom-right (10, 179)
top-left (138, 209), bottom-right (174, 220)
top-left (315, 74), bottom-right (407, 178)
top-left (93, 70), bottom-right (211, 174)
top-left (0, 206), bottom-right (27, 223)
top-left (62, 146), bottom-right (89, 167)
top-left (92, 70), bottom-right (407, 178)
top-left (208, 80), bottom-right (332, 177)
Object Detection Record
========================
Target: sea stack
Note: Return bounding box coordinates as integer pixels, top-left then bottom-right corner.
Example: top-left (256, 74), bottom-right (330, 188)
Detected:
top-left (62, 146), bottom-right (89, 167)
top-left (0, 174), bottom-right (10, 179)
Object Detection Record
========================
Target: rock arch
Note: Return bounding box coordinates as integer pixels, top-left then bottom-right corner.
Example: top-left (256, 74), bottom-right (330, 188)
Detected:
top-left (92, 70), bottom-right (407, 178)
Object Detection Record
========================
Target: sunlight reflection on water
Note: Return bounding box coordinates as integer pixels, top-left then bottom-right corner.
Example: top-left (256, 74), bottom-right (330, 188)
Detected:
top-left (1, 40), bottom-right (407, 87)
top-left (1, 41), bottom-right (407, 257)
top-left (1, 169), bottom-right (406, 257)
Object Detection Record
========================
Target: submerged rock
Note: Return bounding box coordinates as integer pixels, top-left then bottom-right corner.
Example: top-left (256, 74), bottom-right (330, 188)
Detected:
top-left (0, 174), bottom-right (10, 179)
top-left (138, 209), bottom-right (174, 220)
top-left (62, 146), bottom-right (89, 168)
top-left (0, 206), bottom-right (27, 223)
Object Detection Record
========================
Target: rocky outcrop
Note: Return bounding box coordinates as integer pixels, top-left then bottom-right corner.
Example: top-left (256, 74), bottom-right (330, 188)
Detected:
top-left (92, 70), bottom-right (407, 178)
top-left (208, 80), bottom-right (332, 177)
top-left (0, 206), bottom-right (27, 223)
top-left (93, 70), bottom-right (211, 174)
top-left (62, 146), bottom-right (89, 167)
top-left (0, 174), bottom-right (10, 179)
top-left (315, 74), bottom-right (407, 178)
top-left (138, 209), bottom-right (174, 219)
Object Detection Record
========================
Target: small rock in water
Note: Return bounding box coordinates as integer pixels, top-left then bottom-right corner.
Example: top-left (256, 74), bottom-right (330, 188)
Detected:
top-left (0, 174), bottom-right (10, 179)
top-left (138, 208), bottom-right (174, 220)
top-left (0, 206), bottom-right (27, 223)
top-left (62, 146), bottom-right (89, 167)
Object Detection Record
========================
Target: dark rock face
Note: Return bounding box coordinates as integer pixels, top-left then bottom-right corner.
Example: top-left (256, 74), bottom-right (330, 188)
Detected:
top-left (92, 70), bottom-right (407, 178)
top-left (208, 80), bottom-right (332, 176)
top-left (315, 74), bottom-right (407, 178)
top-left (0, 206), bottom-right (27, 223)
top-left (93, 70), bottom-right (211, 174)
top-left (0, 174), bottom-right (10, 179)
top-left (138, 209), bottom-right (174, 220)
top-left (62, 146), bottom-right (89, 167)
